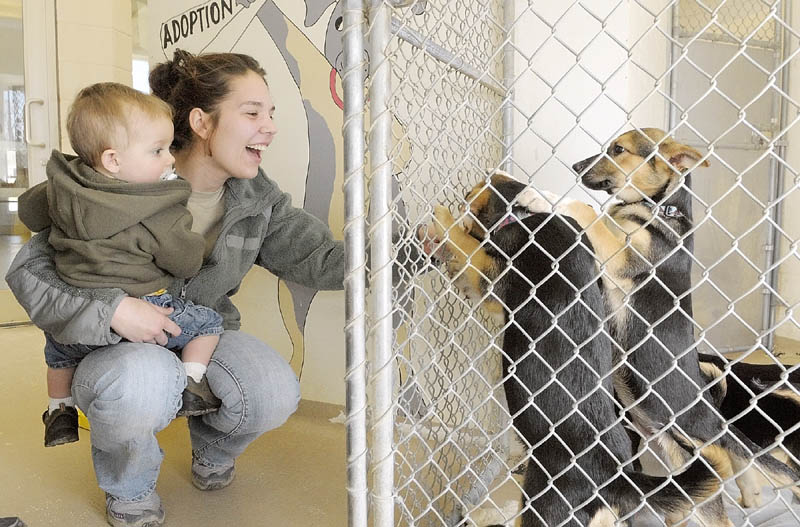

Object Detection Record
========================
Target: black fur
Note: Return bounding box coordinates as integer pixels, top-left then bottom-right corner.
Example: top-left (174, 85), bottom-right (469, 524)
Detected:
top-left (572, 134), bottom-right (800, 512)
top-left (699, 353), bottom-right (800, 471)
top-left (594, 181), bottom-right (798, 487)
top-left (465, 178), bottom-right (718, 526)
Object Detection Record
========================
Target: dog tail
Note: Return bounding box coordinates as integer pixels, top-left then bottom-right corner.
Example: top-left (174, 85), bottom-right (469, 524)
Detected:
top-left (719, 426), bottom-right (800, 499)
top-left (698, 360), bottom-right (727, 408)
top-left (610, 433), bottom-right (726, 520)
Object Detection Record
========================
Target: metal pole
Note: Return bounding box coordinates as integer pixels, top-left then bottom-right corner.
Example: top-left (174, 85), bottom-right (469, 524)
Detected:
top-left (342, 1), bottom-right (369, 526)
top-left (760, 0), bottom-right (792, 352)
top-left (368, 1), bottom-right (395, 525)
top-left (389, 18), bottom-right (506, 96)
top-left (502, 0), bottom-right (515, 174)
top-left (668, 1), bottom-right (681, 131)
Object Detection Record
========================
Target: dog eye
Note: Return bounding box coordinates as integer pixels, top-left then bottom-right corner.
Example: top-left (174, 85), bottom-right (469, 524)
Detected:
top-left (612, 144), bottom-right (625, 155)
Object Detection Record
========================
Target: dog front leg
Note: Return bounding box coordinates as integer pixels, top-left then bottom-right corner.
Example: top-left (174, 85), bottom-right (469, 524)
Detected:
top-left (516, 190), bottom-right (630, 286)
top-left (730, 456), bottom-right (763, 508)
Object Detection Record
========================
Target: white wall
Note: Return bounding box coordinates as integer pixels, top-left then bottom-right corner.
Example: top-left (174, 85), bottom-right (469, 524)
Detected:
top-left (510, 0), bottom-right (800, 347)
top-left (510, 0), bottom-right (671, 206)
top-left (55, 0), bottom-right (133, 152)
top-left (775, 5), bottom-right (800, 344)
top-left (0, 17), bottom-right (23, 75)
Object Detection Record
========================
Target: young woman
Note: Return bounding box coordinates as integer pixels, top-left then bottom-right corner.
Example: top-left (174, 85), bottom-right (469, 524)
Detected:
top-left (6, 49), bottom-right (344, 527)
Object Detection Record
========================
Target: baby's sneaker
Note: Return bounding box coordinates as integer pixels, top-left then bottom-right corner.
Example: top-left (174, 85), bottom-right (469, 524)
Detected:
top-left (42, 403), bottom-right (79, 447)
top-left (177, 377), bottom-right (222, 417)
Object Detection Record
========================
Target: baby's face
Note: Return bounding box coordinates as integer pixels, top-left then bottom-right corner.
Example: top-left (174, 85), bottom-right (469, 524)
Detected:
top-left (113, 114), bottom-right (175, 184)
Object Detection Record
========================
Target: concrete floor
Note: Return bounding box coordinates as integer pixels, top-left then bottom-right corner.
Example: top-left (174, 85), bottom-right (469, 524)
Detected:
top-left (0, 325), bottom-right (347, 526)
top-left (1, 318), bottom-right (798, 526)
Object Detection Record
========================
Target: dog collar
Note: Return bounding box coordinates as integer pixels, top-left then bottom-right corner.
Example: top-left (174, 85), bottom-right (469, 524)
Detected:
top-left (658, 205), bottom-right (683, 219)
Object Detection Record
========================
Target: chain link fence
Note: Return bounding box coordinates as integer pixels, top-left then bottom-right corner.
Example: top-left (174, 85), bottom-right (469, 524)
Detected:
top-left (343, 0), bottom-right (800, 525)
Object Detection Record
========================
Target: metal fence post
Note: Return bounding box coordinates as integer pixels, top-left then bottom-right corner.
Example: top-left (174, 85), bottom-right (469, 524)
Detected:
top-left (367, 1), bottom-right (395, 526)
top-left (343, 1), bottom-right (369, 526)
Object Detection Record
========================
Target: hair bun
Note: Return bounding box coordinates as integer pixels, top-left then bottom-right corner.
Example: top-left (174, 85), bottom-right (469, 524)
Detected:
top-left (149, 48), bottom-right (195, 102)
top-left (173, 48), bottom-right (198, 79)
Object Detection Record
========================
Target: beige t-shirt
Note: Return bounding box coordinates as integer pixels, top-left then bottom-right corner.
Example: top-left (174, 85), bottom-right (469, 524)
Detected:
top-left (186, 186), bottom-right (225, 258)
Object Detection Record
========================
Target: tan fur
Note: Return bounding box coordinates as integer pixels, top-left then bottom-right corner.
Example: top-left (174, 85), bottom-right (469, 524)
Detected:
top-left (462, 171), bottom-right (517, 239)
top-left (698, 362), bottom-right (727, 399)
top-left (616, 370), bottom-right (728, 526)
top-left (772, 388), bottom-right (800, 406)
top-left (730, 455), bottom-right (763, 508)
top-left (430, 205), bottom-right (504, 315)
top-left (695, 360), bottom-right (770, 506)
top-left (662, 441), bottom-right (731, 527)
top-left (587, 128), bottom-right (710, 204)
top-left (587, 506), bottom-right (622, 527)
top-left (726, 437), bottom-right (800, 505)
top-left (696, 360), bottom-right (799, 505)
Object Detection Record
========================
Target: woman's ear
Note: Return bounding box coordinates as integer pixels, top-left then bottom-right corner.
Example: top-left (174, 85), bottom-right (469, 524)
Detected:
top-left (100, 149), bottom-right (121, 175)
top-left (658, 140), bottom-right (711, 171)
top-left (189, 108), bottom-right (211, 140)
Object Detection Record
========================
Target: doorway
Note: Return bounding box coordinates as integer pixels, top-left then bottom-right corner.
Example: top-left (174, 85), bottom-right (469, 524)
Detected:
top-left (0, 0), bottom-right (58, 324)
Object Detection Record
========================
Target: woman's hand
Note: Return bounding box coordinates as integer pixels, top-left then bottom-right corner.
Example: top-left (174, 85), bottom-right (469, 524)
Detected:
top-left (110, 297), bottom-right (182, 346)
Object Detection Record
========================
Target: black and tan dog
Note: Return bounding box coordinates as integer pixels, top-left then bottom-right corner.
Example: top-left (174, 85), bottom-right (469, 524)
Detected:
top-left (420, 173), bottom-right (725, 527)
top-left (518, 128), bottom-right (800, 517)
top-left (699, 352), bottom-right (800, 501)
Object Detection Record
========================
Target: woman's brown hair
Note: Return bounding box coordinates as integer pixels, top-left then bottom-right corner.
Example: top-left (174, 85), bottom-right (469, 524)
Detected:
top-left (149, 49), bottom-right (266, 152)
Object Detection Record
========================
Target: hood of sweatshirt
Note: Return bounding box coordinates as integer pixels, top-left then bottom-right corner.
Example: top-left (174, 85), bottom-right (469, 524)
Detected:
top-left (46, 150), bottom-right (192, 241)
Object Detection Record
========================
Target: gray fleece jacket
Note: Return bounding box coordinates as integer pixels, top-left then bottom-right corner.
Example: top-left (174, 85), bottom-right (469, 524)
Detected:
top-left (6, 169), bottom-right (344, 345)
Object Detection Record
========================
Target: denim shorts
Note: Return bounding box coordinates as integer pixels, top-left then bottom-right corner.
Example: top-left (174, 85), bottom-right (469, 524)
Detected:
top-left (44, 293), bottom-right (224, 369)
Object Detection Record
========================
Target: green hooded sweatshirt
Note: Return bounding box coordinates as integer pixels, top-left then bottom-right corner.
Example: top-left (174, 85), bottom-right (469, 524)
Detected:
top-left (19, 150), bottom-right (204, 297)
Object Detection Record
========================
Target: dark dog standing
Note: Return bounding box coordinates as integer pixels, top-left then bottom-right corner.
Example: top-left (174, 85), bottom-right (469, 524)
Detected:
top-left (422, 173), bottom-right (722, 527)
top-left (519, 128), bottom-right (800, 519)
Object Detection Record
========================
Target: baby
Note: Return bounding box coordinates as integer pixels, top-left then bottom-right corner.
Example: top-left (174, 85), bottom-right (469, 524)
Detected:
top-left (19, 83), bottom-right (224, 447)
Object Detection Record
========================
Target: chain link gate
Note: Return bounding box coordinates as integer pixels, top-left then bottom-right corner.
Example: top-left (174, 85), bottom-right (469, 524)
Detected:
top-left (342, 1), bottom-right (800, 526)
top-left (672, 0), bottom-right (792, 356)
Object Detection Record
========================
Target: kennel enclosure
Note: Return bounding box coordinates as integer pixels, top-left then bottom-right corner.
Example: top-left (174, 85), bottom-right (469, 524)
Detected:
top-left (342, 1), bottom-right (800, 526)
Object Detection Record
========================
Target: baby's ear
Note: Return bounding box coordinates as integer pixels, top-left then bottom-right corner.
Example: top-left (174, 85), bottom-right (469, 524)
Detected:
top-left (100, 149), bottom-right (120, 174)
top-left (658, 139), bottom-right (710, 171)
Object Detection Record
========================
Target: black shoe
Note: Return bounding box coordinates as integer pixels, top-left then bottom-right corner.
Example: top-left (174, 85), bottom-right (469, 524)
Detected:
top-left (0, 518), bottom-right (26, 527)
top-left (177, 377), bottom-right (221, 417)
top-left (42, 404), bottom-right (79, 447)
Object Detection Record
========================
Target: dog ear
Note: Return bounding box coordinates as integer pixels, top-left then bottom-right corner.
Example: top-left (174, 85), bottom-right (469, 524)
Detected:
top-left (305, 0), bottom-right (338, 27)
top-left (658, 139), bottom-right (710, 171)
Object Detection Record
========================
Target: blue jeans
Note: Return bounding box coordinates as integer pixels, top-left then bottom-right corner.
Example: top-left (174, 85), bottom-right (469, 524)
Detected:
top-left (141, 293), bottom-right (223, 350)
top-left (44, 294), bottom-right (224, 368)
top-left (71, 330), bottom-right (300, 500)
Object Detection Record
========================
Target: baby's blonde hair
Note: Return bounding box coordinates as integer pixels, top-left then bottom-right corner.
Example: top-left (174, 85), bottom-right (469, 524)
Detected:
top-left (66, 82), bottom-right (173, 167)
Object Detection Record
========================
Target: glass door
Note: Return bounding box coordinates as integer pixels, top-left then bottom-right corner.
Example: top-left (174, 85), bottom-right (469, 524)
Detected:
top-left (0, 0), bottom-right (58, 323)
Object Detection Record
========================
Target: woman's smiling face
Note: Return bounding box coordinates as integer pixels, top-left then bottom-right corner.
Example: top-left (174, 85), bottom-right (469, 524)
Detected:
top-left (207, 70), bottom-right (277, 180)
